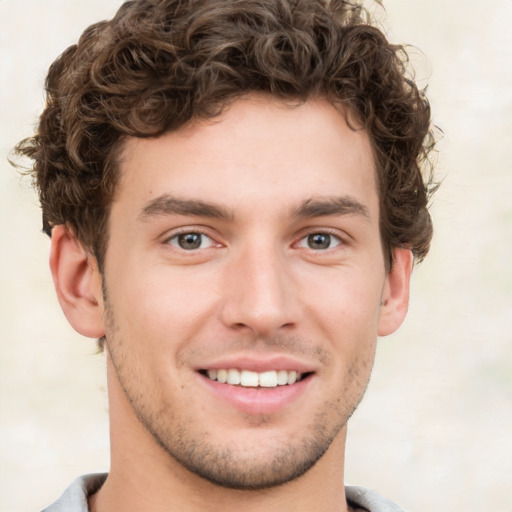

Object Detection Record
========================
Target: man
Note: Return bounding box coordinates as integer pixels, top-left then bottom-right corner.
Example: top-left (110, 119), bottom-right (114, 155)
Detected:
top-left (15, 0), bottom-right (436, 510)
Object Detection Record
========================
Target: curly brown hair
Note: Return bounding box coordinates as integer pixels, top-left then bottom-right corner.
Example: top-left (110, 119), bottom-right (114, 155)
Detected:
top-left (15, 0), bottom-right (436, 271)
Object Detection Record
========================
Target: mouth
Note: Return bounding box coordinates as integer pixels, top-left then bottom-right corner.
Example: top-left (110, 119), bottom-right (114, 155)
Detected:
top-left (197, 362), bottom-right (316, 414)
top-left (199, 368), bottom-right (312, 388)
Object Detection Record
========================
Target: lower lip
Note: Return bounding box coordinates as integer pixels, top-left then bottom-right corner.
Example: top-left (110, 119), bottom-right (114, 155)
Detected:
top-left (198, 373), bottom-right (313, 415)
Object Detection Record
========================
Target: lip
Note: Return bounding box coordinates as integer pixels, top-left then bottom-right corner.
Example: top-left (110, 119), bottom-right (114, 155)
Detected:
top-left (198, 372), bottom-right (313, 415)
top-left (196, 354), bottom-right (316, 374)
top-left (195, 355), bottom-right (316, 415)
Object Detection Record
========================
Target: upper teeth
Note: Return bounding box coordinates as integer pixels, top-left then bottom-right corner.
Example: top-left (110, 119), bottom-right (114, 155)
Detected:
top-left (206, 369), bottom-right (300, 388)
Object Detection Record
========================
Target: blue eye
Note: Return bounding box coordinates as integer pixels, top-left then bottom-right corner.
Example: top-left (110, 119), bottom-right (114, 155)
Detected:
top-left (168, 232), bottom-right (214, 250)
top-left (298, 233), bottom-right (342, 250)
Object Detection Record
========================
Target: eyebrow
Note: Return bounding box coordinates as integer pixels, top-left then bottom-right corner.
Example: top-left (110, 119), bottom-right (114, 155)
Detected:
top-left (138, 194), bottom-right (369, 223)
top-left (291, 196), bottom-right (370, 220)
top-left (138, 195), bottom-right (234, 222)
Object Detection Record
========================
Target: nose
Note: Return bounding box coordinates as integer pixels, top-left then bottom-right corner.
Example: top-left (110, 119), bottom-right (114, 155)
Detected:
top-left (219, 244), bottom-right (300, 337)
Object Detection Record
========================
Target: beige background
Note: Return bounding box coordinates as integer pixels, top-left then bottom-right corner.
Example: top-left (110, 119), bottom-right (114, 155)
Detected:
top-left (1, 1), bottom-right (511, 511)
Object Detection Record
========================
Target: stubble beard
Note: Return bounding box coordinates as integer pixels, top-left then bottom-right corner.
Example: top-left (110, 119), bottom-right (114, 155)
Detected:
top-left (104, 298), bottom-right (374, 491)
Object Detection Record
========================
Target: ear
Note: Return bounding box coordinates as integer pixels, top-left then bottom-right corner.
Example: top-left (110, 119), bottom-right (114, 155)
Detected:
top-left (49, 225), bottom-right (105, 339)
top-left (378, 248), bottom-right (413, 337)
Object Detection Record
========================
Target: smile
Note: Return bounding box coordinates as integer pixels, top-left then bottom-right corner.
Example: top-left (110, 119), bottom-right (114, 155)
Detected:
top-left (202, 369), bottom-right (305, 388)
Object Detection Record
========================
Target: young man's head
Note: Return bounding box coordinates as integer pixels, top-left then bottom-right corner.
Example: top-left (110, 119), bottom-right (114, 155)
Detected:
top-left (16, 0), bottom-right (436, 506)
top-left (17, 0), bottom-right (434, 273)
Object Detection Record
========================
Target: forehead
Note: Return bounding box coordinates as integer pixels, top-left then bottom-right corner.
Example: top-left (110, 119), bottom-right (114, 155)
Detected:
top-left (115, 95), bottom-right (377, 219)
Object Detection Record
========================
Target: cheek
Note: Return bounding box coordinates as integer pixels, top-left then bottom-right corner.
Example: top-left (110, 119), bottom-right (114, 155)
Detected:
top-left (108, 265), bottom-right (220, 348)
top-left (303, 267), bottom-right (384, 340)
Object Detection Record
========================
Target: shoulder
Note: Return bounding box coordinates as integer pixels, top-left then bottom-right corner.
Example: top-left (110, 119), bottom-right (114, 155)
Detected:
top-left (41, 473), bottom-right (107, 512)
top-left (345, 485), bottom-right (407, 512)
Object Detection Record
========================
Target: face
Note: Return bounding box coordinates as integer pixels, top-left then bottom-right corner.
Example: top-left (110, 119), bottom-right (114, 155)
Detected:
top-left (99, 96), bottom-right (402, 489)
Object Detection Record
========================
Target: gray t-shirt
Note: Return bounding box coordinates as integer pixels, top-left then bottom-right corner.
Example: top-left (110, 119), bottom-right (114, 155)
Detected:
top-left (42, 473), bottom-right (406, 512)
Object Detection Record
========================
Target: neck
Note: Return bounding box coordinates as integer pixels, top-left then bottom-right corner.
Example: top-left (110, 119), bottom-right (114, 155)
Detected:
top-left (90, 356), bottom-right (352, 512)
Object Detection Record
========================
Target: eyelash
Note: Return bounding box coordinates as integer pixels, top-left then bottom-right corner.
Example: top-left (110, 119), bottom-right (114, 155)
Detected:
top-left (164, 228), bottom-right (346, 253)
top-left (294, 229), bottom-right (345, 251)
top-left (165, 229), bottom-right (218, 251)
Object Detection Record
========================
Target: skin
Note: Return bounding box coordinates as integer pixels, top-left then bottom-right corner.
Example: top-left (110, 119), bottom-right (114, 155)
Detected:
top-left (50, 95), bottom-right (412, 512)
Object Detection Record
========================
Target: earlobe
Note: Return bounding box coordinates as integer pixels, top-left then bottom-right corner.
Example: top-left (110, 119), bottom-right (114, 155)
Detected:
top-left (377, 248), bottom-right (413, 337)
top-left (49, 225), bottom-right (106, 339)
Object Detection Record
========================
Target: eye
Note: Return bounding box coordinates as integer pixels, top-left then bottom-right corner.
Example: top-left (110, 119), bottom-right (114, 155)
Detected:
top-left (298, 232), bottom-right (342, 250)
top-left (167, 232), bottom-right (215, 251)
